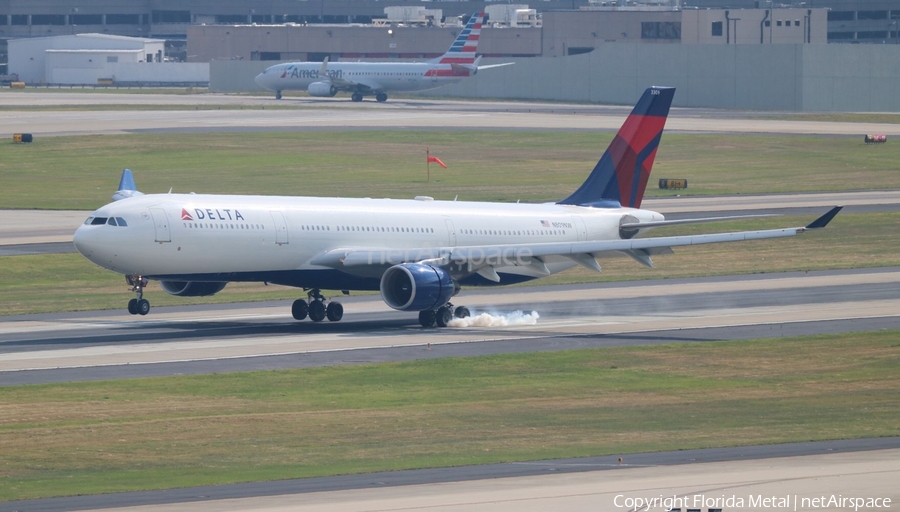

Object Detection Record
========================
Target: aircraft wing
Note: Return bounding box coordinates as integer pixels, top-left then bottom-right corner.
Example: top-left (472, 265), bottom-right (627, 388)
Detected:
top-left (312, 207), bottom-right (842, 277)
top-left (317, 57), bottom-right (380, 92)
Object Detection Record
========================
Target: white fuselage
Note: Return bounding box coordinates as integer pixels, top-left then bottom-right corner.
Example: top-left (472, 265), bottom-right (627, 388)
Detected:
top-left (73, 194), bottom-right (663, 289)
top-left (254, 61), bottom-right (468, 94)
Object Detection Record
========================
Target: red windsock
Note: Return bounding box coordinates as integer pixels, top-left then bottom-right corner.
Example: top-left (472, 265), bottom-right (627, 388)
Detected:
top-left (427, 155), bottom-right (447, 169)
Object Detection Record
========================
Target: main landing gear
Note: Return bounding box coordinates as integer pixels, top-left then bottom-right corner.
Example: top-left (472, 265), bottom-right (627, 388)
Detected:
top-left (350, 92), bottom-right (389, 103)
top-left (126, 275), bottom-right (150, 316)
top-left (292, 289), bottom-right (343, 322)
top-left (275, 90), bottom-right (282, 100)
top-left (418, 303), bottom-right (470, 328)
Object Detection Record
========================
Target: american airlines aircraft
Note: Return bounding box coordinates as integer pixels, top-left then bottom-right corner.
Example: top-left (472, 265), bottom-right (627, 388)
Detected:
top-left (73, 87), bottom-right (841, 327)
top-left (254, 12), bottom-right (513, 102)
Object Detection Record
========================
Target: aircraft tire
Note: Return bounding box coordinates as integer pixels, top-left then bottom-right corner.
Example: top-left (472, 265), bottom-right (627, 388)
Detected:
top-left (351, 92), bottom-right (363, 102)
top-left (275, 91), bottom-right (282, 100)
top-left (309, 300), bottom-right (326, 322)
top-left (435, 306), bottom-right (453, 327)
top-left (418, 309), bottom-right (436, 328)
top-left (326, 302), bottom-right (343, 322)
top-left (137, 299), bottom-right (150, 316)
top-left (127, 298), bottom-right (138, 315)
top-left (454, 306), bottom-right (470, 319)
top-left (292, 299), bottom-right (309, 320)
top-left (375, 92), bottom-right (388, 103)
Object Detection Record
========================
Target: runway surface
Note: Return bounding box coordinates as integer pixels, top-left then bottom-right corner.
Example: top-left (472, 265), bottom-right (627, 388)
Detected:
top-left (3, 267), bottom-right (898, 385)
top-left (3, 439), bottom-right (898, 512)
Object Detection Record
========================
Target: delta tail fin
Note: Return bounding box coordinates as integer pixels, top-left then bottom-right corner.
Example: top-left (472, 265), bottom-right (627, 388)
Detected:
top-left (558, 86), bottom-right (675, 209)
top-left (430, 12), bottom-right (483, 65)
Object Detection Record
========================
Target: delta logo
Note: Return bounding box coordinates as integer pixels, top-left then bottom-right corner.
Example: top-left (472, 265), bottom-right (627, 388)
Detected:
top-left (182, 208), bottom-right (245, 221)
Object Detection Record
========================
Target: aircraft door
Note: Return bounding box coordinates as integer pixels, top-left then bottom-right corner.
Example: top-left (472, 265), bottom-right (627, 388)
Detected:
top-left (444, 218), bottom-right (457, 246)
top-left (270, 211), bottom-right (289, 245)
top-left (149, 208), bottom-right (171, 243)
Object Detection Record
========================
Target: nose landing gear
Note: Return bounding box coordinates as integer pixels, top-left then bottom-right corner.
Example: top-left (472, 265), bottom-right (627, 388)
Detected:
top-left (292, 289), bottom-right (343, 322)
top-left (126, 275), bottom-right (150, 316)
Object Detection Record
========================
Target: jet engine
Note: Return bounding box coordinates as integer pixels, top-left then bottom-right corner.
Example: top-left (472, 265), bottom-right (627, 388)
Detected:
top-left (380, 263), bottom-right (457, 311)
top-left (619, 214), bottom-right (641, 240)
top-left (307, 82), bottom-right (338, 97)
top-left (160, 281), bottom-right (227, 297)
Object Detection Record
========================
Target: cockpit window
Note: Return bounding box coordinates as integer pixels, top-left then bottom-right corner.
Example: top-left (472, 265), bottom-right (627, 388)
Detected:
top-left (91, 217), bottom-right (109, 225)
top-left (116, 217), bottom-right (128, 227)
top-left (84, 217), bottom-right (94, 225)
top-left (107, 217), bottom-right (118, 226)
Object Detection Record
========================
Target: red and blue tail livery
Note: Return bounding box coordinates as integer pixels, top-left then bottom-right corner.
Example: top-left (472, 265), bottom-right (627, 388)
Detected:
top-left (435, 12), bottom-right (483, 65)
top-left (559, 86), bottom-right (675, 209)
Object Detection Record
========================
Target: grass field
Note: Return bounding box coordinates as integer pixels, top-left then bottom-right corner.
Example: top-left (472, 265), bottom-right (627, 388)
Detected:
top-left (1, 211), bottom-right (897, 316)
top-left (1, 331), bottom-right (897, 501)
top-left (2, 131), bottom-right (900, 210)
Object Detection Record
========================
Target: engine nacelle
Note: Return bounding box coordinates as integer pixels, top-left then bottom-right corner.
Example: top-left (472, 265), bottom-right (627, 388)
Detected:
top-left (619, 214), bottom-right (640, 240)
top-left (307, 81), bottom-right (337, 97)
top-left (160, 281), bottom-right (227, 297)
top-left (380, 263), bottom-right (456, 311)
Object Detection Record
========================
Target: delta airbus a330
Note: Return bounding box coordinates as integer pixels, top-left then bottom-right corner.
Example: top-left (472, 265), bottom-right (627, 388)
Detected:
top-left (73, 87), bottom-right (840, 327)
top-left (254, 12), bottom-right (513, 102)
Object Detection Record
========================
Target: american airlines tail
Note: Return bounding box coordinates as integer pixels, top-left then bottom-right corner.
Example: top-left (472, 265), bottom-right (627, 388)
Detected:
top-left (429, 12), bottom-right (484, 67)
top-left (558, 87), bottom-right (675, 209)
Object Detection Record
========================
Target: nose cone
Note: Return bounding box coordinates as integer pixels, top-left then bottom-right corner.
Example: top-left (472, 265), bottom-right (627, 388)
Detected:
top-left (254, 72), bottom-right (269, 90)
top-left (73, 223), bottom-right (101, 263)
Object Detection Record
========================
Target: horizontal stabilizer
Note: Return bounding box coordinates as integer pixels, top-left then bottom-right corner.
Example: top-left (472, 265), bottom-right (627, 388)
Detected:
top-left (620, 213), bottom-right (778, 230)
top-left (477, 62), bottom-right (515, 71)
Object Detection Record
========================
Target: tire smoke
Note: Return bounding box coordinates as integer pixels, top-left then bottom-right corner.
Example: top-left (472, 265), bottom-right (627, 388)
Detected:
top-left (447, 310), bottom-right (540, 328)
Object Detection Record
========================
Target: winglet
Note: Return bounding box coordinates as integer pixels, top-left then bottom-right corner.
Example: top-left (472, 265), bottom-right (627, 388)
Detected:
top-left (805, 206), bottom-right (842, 229)
top-left (111, 168), bottom-right (144, 201)
top-left (318, 56), bottom-right (330, 80)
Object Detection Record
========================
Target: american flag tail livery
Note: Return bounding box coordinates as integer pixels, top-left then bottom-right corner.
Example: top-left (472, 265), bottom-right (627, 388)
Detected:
top-left (431, 12), bottom-right (484, 66)
top-left (558, 87), bottom-right (676, 209)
